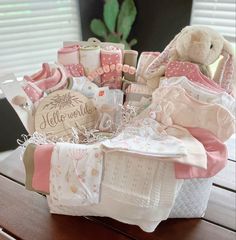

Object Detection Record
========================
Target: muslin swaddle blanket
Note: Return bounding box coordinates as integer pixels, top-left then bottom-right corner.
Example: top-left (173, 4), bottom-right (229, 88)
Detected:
top-left (80, 45), bottom-right (101, 85)
top-left (50, 142), bottom-right (103, 206)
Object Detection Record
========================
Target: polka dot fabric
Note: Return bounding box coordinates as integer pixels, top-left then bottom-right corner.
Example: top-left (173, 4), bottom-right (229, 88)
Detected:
top-left (165, 61), bottom-right (225, 93)
top-left (64, 64), bottom-right (85, 77)
top-left (100, 46), bottom-right (123, 89)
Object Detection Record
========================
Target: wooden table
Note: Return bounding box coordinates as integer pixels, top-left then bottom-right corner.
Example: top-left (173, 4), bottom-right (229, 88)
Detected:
top-left (0, 147), bottom-right (235, 240)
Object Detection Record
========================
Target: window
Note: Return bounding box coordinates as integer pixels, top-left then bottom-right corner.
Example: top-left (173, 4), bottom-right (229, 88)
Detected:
top-left (191, 0), bottom-right (236, 44)
top-left (0, 0), bottom-right (82, 77)
top-left (191, 0), bottom-right (236, 72)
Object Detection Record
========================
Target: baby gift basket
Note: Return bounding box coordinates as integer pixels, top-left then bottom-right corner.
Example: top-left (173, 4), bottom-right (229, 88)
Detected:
top-left (1, 25), bottom-right (235, 233)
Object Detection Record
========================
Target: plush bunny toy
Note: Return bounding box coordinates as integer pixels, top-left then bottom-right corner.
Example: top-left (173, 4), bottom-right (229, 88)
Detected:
top-left (144, 25), bottom-right (235, 95)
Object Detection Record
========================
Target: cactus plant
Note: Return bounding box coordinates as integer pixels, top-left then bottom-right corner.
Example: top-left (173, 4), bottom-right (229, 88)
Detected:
top-left (90, 0), bottom-right (137, 49)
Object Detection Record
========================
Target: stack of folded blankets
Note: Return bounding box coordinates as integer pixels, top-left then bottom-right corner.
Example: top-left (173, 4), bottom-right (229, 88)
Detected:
top-left (16, 36), bottom-right (235, 232)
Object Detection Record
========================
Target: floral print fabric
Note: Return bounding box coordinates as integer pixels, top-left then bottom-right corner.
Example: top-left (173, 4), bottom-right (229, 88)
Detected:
top-left (50, 142), bottom-right (103, 206)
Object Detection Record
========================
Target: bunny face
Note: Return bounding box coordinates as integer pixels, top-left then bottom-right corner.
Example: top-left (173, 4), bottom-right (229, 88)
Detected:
top-left (175, 26), bottom-right (224, 65)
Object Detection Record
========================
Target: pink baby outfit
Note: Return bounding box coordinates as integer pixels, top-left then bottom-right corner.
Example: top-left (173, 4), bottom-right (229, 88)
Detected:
top-left (160, 76), bottom-right (236, 116)
top-left (175, 127), bottom-right (228, 179)
top-left (57, 45), bottom-right (85, 77)
top-left (23, 64), bottom-right (68, 102)
top-left (100, 46), bottom-right (123, 89)
top-left (32, 144), bottom-right (54, 194)
top-left (165, 61), bottom-right (225, 93)
top-left (151, 86), bottom-right (235, 142)
top-left (25, 63), bottom-right (51, 82)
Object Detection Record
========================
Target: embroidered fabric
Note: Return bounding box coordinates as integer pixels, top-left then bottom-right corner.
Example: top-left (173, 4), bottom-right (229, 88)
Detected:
top-left (102, 118), bottom-right (188, 158)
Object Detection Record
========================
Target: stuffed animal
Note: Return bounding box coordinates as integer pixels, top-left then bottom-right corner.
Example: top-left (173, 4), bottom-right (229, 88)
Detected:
top-left (143, 25), bottom-right (235, 94)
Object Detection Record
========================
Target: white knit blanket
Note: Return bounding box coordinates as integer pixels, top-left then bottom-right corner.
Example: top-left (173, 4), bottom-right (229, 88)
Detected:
top-left (48, 148), bottom-right (183, 232)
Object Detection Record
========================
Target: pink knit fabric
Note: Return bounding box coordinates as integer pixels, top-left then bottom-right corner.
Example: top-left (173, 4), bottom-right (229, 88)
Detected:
top-left (100, 46), bottom-right (123, 89)
top-left (57, 45), bottom-right (85, 77)
top-left (26, 63), bottom-right (51, 82)
top-left (165, 61), bottom-right (225, 93)
top-left (175, 127), bottom-right (228, 179)
top-left (32, 144), bottom-right (54, 193)
top-left (64, 64), bottom-right (84, 77)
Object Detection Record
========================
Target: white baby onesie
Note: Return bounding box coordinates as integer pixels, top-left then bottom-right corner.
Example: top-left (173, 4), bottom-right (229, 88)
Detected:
top-left (160, 76), bottom-right (236, 116)
top-left (150, 86), bottom-right (235, 142)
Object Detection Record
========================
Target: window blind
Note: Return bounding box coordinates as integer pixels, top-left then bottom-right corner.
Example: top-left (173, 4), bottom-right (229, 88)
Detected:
top-left (191, 0), bottom-right (236, 42)
top-left (0, 0), bottom-right (81, 77)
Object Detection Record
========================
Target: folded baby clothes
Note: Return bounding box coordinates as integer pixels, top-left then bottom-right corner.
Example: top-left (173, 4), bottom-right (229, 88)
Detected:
top-left (102, 118), bottom-right (187, 158)
top-left (23, 81), bottom-right (45, 103)
top-left (102, 118), bottom-right (207, 169)
top-left (151, 86), bottom-right (235, 142)
top-left (136, 52), bottom-right (160, 84)
top-left (175, 127), bottom-right (228, 179)
top-left (125, 82), bottom-right (152, 110)
top-left (165, 125), bottom-right (208, 169)
top-left (48, 150), bottom-right (183, 232)
top-left (80, 45), bottom-right (101, 85)
top-left (125, 82), bottom-right (153, 95)
top-left (165, 61), bottom-right (225, 93)
top-left (100, 46), bottom-right (123, 89)
top-left (23, 143), bottom-right (54, 194)
top-left (24, 63), bottom-right (51, 82)
top-left (32, 144), bottom-right (54, 194)
top-left (123, 50), bottom-right (138, 81)
top-left (23, 64), bottom-right (68, 102)
top-left (50, 142), bottom-right (103, 206)
top-left (57, 45), bottom-right (85, 77)
top-left (23, 143), bottom-right (37, 191)
top-left (160, 76), bottom-right (236, 116)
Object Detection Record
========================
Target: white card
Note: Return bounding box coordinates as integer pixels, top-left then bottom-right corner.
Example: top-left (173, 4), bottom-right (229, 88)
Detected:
top-left (0, 74), bottom-right (34, 134)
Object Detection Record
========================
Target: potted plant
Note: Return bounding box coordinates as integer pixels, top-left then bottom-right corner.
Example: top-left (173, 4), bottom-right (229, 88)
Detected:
top-left (90, 0), bottom-right (137, 49)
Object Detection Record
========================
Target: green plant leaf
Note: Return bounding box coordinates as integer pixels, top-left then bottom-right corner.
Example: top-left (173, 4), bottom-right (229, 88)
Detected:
top-left (106, 33), bottom-right (121, 43)
top-left (103, 0), bottom-right (119, 33)
top-left (90, 19), bottom-right (107, 38)
top-left (117, 0), bottom-right (137, 40)
top-left (121, 40), bottom-right (131, 50)
top-left (129, 38), bottom-right (137, 47)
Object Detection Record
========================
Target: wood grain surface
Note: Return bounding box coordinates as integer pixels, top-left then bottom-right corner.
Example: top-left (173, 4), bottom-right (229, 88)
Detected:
top-left (0, 148), bottom-right (235, 240)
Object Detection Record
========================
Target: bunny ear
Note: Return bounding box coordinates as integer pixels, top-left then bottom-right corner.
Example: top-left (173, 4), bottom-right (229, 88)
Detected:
top-left (143, 26), bottom-right (192, 80)
top-left (143, 32), bottom-right (181, 79)
top-left (213, 39), bottom-right (235, 94)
